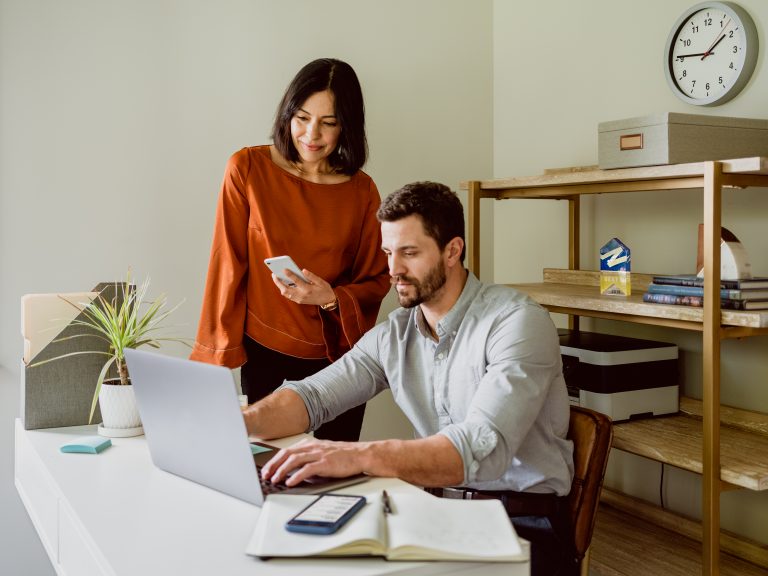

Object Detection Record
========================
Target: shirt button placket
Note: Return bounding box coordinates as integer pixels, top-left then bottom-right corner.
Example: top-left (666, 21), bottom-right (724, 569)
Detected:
top-left (434, 343), bottom-right (450, 423)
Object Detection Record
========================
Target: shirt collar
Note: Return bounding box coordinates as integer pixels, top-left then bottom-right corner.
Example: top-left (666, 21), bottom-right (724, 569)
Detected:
top-left (414, 270), bottom-right (481, 340)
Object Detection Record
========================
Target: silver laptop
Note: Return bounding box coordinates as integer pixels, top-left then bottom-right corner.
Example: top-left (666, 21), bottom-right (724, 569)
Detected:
top-left (124, 348), bottom-right (365, 506)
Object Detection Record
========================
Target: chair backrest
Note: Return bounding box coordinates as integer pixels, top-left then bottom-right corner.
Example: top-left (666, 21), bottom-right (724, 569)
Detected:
top-left (566, 405), bottom-right (613, 561)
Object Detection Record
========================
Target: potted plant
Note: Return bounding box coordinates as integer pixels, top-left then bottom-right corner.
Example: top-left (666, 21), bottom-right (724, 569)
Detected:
top-left (33, 273), bottom-right (188, 437)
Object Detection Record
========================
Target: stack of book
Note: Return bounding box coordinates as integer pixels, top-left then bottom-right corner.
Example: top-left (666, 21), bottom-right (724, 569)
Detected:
top-left (643, 274), bottom-right (768, 310)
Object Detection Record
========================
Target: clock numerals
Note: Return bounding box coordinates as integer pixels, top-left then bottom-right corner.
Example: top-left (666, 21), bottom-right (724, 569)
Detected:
top-left (671, 14), bottom-right (739, 97)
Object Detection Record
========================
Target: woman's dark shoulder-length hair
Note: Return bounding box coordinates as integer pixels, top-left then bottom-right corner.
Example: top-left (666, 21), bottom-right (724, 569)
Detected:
top-left (272, 58), bottom-right (367, 175)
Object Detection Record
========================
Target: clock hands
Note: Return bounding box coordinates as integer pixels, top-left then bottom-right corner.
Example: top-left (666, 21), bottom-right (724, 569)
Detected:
top-left (700, 33), bottom-right (725, 60)
top-left (676, 35), bottom-right (724, 60)
top-left (676, 51), bottom-right (710, 59)
top-left (677, 17), bottom-right (730, 62)
top-left (700, 16), bottom-right (731, 61)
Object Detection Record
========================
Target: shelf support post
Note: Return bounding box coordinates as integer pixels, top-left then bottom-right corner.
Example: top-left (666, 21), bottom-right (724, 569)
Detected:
top-left (467, 181), bottom-right (481, 279)
top-left (702, 161), bottom-right (723, 576)
top-left (568, 196), bottom-right (580, 331)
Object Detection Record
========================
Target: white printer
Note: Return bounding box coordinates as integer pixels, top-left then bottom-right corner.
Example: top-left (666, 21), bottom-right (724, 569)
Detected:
top-left (558, 329), bottom-right (679, 421)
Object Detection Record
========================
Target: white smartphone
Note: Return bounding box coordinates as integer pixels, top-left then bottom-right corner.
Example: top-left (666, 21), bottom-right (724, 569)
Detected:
top-left (264, 255), bottom-right (308, 287)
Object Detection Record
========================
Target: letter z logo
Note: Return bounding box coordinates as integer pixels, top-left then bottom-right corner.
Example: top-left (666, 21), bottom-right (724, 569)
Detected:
top-left (600, 246), bottom-right (628, 268)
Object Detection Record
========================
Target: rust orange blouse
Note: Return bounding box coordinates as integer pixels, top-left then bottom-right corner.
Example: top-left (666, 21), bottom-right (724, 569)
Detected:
top-left (190, 146), bottom-right (390, 368)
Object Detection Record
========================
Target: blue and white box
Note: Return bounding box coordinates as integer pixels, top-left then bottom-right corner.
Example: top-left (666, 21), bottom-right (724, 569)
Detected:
top-left (600, 237), bottom-right (631, 296)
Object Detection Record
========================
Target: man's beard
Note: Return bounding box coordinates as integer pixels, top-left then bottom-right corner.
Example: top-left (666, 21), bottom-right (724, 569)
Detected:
top-left (391, 262), bottom-right (447, 308)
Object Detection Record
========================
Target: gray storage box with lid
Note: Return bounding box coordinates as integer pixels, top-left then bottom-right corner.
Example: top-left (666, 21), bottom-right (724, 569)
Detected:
top-left (559, 329), bottom-right (679, 421)
top-left (598, 113), bottom-right (768, 169)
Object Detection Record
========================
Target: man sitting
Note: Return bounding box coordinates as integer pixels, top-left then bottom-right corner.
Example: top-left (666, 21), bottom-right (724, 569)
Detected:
top-left (243, 181), bottom-right (575, 575)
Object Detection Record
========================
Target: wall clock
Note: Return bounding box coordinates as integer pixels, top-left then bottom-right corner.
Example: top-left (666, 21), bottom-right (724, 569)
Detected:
top-left (664, 1), bottom-right (758, 106)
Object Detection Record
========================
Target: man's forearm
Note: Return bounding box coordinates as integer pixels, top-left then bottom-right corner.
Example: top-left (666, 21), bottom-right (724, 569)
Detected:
top-left (242, 389), bottom-right (310, 439)
top-left (362, 435), bottom-right (464, 487)
top-left (261, 432), bottom-right (466, 487)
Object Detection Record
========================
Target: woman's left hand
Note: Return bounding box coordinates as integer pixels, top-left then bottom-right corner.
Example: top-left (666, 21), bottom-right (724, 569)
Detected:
top-left (271, 268), bottom-right (336, 307)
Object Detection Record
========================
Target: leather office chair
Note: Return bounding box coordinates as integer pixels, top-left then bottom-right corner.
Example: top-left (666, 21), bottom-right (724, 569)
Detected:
top-left (566, 405), bottom-right (613, 575)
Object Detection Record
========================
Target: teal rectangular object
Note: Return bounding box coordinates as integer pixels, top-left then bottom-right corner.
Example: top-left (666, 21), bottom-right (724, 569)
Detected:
top-left (60, 436), bottom-right (112, 454)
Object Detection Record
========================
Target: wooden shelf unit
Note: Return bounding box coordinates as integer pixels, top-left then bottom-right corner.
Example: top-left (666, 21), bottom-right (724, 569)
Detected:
top-left (461, 157), bottom-right (768, 576)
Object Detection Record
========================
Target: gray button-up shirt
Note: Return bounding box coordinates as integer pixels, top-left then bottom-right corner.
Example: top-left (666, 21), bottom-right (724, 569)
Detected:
top-left (281, 272), bottom-right (574, 495)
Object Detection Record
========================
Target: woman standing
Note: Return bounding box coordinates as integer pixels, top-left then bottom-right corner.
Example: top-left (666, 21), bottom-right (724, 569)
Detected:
top-left (191, 59), bottom-right (389, 441)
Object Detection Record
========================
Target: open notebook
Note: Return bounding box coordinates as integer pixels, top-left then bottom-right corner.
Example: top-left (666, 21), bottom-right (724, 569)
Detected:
top-left (246, 491), bottom-right (527, 562)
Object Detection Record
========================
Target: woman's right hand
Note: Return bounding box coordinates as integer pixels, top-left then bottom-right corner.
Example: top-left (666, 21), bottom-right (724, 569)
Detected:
top-left (271, 268), bottom-right (336, 308)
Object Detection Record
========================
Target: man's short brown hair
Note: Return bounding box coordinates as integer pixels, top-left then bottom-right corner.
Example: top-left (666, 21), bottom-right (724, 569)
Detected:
top-left (377, 181), bottom-right (465, 262)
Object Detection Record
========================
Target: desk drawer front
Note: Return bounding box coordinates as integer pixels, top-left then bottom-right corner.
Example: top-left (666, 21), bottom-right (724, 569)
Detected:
top-left (59, 501), bottom-right (107, 576)
top-left (15, 423), bottom-right (58, 563)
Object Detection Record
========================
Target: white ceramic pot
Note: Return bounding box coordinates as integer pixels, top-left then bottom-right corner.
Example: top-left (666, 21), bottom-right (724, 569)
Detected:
top-left (98, 380), bottom-right (144, 437)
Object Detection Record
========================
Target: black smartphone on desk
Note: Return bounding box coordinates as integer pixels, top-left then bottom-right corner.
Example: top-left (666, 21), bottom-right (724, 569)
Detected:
top-left (285, 494), bottom-right (366, 535)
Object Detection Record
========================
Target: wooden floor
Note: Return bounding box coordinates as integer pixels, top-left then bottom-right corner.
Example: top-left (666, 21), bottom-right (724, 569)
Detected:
top-left (589, 502), bottom-right (768, 576)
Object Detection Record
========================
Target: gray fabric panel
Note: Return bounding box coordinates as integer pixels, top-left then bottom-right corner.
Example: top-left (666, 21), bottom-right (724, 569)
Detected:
top-left (21, 282), bottom-right (126, 429)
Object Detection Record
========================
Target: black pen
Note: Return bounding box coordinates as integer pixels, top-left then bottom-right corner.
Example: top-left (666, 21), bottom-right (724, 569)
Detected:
top-left (382, 490), bottom-right (393, 515)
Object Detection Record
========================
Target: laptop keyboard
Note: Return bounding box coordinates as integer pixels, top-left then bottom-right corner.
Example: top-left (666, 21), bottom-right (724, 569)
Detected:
top-left (259, 474), bottom-right (291, 495)
top-left (256, 467), bottom-right (291, 494)
top-left (252, 451), bottom-right (365, 495)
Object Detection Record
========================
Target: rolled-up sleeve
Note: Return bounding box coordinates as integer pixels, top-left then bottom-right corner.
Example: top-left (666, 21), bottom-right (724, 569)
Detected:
top-left (438, 421), bottom-right (499, 481)
top-left (279, 327), bottom-right (389, 431)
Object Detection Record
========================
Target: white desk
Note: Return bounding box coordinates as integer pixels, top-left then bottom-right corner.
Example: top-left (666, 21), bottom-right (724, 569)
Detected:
top-left (14, 420), bottom-right (528, 576)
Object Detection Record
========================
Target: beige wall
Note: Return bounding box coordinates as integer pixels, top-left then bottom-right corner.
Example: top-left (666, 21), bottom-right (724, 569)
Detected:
top-left (0, 1), bottom-right (493, 573)
top-left (492, 0), bottom-right (768, 545)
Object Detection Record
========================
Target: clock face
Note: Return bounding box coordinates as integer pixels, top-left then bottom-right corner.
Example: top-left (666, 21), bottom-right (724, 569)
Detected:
top-left (665, 2), bottom-right (758, 106)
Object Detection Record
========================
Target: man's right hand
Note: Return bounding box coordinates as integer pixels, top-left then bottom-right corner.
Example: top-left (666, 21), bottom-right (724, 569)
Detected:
top-left (260, 438), bottom-right (371, 487)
